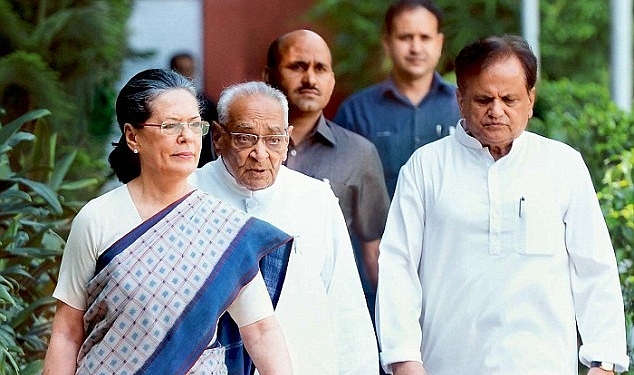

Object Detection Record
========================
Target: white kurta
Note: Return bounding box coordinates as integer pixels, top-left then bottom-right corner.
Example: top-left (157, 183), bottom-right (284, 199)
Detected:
top-left (190, 160), bottom-right (379, 375)
top-left (376, 122), bottom-right (629, 374)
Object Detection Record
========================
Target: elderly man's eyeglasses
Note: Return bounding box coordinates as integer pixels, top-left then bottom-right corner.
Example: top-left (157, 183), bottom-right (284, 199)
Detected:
top-left (223, 129), bottom-right (289, 151)
top-left (138, 121), bottom-right (210, 136)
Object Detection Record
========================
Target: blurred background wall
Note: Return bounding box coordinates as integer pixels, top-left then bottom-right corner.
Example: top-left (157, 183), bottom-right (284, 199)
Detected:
top-left (120, 0), bottom-right (317, 103)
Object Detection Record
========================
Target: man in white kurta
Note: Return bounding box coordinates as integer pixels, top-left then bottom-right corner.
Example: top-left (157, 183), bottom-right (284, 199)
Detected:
top-left (190, 81), bottom-right (378, 375)
top-left (192, 160), bottom-right (377, 374)
top-left (376, 35), bottom-right (629, 375)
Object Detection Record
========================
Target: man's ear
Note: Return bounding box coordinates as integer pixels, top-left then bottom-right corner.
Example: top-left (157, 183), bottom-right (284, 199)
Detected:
top-left (381, 33), bottom-right (390, 56)
top-left (527, 87), bottom-right (536, 119)
top-left (211, 121), bottom-right (224, 154)
top-left (456, 89), bottom-right (464, 115)
top-left (281, 125), bottom-right (294, 162)
top-left (262, 67), bottom-right (271, 84)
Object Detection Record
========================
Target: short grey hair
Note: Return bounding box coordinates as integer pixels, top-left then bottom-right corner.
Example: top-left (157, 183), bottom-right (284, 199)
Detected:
top-left (216, 81), bottom-right (289, 127)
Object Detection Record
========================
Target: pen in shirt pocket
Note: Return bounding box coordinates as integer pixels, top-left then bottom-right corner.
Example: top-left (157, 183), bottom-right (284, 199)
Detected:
top-left (518, 196), bottom-right (526, 218)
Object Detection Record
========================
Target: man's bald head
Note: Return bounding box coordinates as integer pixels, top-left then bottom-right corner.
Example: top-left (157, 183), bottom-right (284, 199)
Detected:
top-left (266, 29), bottom-right (332, 71)
top-left (264, 29), bottom-right (335, 117)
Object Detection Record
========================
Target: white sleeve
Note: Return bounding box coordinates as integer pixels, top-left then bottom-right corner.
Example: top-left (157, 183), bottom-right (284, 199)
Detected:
top-left (376, 160), bottom-right (426, 374)
top-left (52, 205), bottom-right (101, 310)
top-left (227, 271), bottom-right (274, 327)
top-left (323, 192), bottom-right (380, 374)
top-left (565, 153), bottom-right (630, 372)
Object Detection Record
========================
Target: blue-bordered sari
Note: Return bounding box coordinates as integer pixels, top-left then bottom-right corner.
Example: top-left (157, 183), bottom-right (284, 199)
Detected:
top-left (76, 190), bottom-right (293, 375)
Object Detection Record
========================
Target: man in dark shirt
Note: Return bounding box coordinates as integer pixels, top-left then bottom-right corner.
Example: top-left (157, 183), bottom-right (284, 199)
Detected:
top-left (335, 0), bottom-right (460, 197)
top-left (264, 29), bottom-right (390, 312)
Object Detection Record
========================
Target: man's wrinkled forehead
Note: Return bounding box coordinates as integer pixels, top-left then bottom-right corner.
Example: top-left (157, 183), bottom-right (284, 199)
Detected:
top-left (226, 95), bottom-right (287, 133)
top-left (229, 120), bottom-right (287, 134)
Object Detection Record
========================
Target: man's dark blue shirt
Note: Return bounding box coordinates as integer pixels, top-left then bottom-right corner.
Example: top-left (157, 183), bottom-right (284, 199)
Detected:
top-left (335, 72), bottom-right (461, 197)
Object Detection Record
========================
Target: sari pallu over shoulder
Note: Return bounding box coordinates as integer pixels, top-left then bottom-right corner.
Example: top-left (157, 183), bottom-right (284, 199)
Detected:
top-left (217, 239), bottom-right (293, 375)
top-left (77, 190), bottom-right (293, 375)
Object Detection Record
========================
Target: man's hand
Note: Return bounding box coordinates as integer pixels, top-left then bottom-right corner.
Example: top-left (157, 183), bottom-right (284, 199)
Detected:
top-left (587, 367), bottom-right (615, 375)
top-left (392, 361), bottom-right (427, 375)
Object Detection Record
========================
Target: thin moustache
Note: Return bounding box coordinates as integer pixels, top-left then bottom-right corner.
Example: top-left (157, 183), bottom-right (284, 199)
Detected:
top-left (297, 86), bottom-right (320, 95)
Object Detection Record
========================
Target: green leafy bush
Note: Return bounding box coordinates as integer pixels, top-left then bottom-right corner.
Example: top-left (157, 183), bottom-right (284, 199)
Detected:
top-left (0, 0), bottom-right (133, 202)
top-left (531, 79), bottom-right (634, 187)
top-left (0, 109), bottom-right (97, 374)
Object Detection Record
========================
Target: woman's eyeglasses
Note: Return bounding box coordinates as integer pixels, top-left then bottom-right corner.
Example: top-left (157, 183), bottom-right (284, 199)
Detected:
top-left (138, 121), bottom-right (210, 136)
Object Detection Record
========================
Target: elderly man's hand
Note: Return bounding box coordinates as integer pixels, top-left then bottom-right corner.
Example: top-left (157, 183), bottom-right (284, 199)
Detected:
top-left (392, 361), bottom-right (427, 375)
top-left (587, 367), bottom-right (615, 375)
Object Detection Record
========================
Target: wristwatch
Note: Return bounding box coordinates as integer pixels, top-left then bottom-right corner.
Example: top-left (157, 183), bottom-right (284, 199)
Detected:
top-left (591, 361), bottom-right (615, 371)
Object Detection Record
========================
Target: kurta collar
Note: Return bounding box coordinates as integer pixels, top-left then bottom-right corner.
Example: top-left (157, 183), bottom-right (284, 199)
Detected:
top-left (455, 119), bottom-right (485, 150)
top-left (215, 157), bottom-right (254, 198)
top-left (214, 156), bottom-right (285, 202)
top-left (455, 119), bottom-right (528, 159)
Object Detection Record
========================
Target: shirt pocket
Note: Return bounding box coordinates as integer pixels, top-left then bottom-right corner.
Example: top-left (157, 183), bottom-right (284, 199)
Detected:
top-left (515, 195), bottom-right (564, 255)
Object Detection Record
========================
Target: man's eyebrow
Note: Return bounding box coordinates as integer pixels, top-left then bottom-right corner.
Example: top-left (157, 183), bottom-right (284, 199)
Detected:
top-left (230, 122), bottom-right (286, 133)
top-left (233, 122), bottom-right (255, 129)
top-left (287, 61), bottom-right (309, 68)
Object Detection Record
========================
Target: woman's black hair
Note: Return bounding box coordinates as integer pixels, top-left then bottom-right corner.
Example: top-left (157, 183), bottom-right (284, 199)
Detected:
top-left (108, 68), bottom-right (197, 183)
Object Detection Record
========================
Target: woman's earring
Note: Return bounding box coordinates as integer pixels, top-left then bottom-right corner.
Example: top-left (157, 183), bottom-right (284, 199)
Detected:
top-left (133, 149), bottom-right (139, 154)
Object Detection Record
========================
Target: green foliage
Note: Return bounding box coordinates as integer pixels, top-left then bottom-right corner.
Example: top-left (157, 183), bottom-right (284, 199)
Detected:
top-left (435, 0), bottom-right (519, 72)
top-left (540, 1), bottom-right (610, 83)
top-left (530, 79), bottom-right (634, 186)
top-left (0, 109), bottom-right (98, 373)
top-left (0, 52), bottom-right (73, 128)
top-left (308, 1), bottom-right (390, 92)
top-left (0, 0), bottom-right (134, 200)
